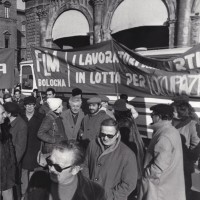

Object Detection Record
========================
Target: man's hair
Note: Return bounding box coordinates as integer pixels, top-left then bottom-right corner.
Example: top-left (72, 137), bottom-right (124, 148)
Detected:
top-left (120, 94), bottom-right (128, 101)
top-left (101, 118), bottom-right (119, 132)
top-left (54, 140), bottom-right (85, 166)
top-left (15, 84), bottom-right (21, 90)
top-left (69, 97), bottom-right (82, 107)
top-left (14, 89), bottom-right (21, 94)
top-left (46, 88), bottom-right (55, 95)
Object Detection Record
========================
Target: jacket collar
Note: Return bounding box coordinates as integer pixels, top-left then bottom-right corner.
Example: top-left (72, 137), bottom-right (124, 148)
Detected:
top-left (97, 134), bottom-right (121, 157)
top-left (149, 120), bottom-right (172, 133)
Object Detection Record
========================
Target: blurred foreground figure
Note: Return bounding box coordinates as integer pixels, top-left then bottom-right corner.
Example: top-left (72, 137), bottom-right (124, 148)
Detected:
top-left (24, 140), bottom-right (106, 200)
top-left (138, 104), bottom-right (185, 200)
top-left (172, 101), bottom-right (200, 200)
top-left (0, 104), bottom-right (16, 200)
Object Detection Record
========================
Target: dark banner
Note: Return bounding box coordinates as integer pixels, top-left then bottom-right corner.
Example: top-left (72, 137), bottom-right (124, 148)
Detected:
top-left (31, 40), bottom-right (200, 97)
top-left (0, 48), bottom-right (15, 89)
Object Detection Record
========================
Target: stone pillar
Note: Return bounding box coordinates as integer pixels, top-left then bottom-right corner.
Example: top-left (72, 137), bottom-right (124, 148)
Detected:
top-left (191, 15), bottom-right (200, 45)
top-left (167, 19), bottom-right (176, 48)
top-left (91, 0), bottom-right (105, 44)
top-left (36, 6), bottom-right (49, 47)
top-left (177, 0), bottom-right (192, 47)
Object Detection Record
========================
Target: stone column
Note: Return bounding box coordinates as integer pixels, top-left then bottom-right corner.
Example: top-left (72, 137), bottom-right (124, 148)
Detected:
top-left (191, 15), bottom-right (200, 45)
top-left (36, 6), bottom-right (49, 47)
top-left (167, 19), bottom-right (176, 48)
top-left (91, 0), bottom-right (105, 44)
top-left (176, 0), bottom-right (192, 47)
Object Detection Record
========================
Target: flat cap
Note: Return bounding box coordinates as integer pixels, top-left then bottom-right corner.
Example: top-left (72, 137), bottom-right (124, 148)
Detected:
top-left (87, 97), bottom-right (101, 104)
top-left (4, 102), bottom-right (20, 115)
top-left (99, 95), bottom-right (110, 102)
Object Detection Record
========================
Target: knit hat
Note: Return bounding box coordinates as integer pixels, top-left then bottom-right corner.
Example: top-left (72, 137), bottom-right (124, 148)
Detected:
top-left (4, 102), bottom-right (20, 115)
top-left (150, 104), bottom-right (173, 116)
top-left (113, 99), bottom-right (128, 111)
top-left (47, 98), bottom-right (62, 111)
top-left (24, 96), bottom-right (36, 105)
top-left (87, 97), bottom-right (101, 104)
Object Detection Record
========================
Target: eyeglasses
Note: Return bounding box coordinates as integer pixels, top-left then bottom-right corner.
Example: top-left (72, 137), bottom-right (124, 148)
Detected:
top-left (100, 132), bottom-right (117, 139)
top-left (46, 156), bottom-right (73, 173)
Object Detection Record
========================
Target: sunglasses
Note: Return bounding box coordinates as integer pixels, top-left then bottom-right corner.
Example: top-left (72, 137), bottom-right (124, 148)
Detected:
top-left (100, 132), bottom-right (117, 139)
top-left (46, 156), bottom-right (73, 173)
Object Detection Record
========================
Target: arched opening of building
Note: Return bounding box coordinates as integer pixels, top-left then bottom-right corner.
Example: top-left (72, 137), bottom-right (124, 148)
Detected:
top-left (52, 10), bottom-right (90, 49)
top-left (110, 0), bottom-right (169, 50)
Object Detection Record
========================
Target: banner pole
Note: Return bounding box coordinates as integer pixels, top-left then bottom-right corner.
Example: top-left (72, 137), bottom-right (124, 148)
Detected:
top-left (110, 39), bottom-right (119, 99)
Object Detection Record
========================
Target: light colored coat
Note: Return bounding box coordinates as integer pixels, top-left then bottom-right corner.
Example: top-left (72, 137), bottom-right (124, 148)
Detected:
top-left (138, 120), bottom-right (186, 200)
top-left (61, 109), bottom-right (84, 140)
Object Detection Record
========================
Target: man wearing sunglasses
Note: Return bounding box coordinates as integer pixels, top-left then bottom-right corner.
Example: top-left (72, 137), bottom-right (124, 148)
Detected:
top-left (83, 118), bottom-right (138, 200)
top-left (25, 140), bottom-right (106, 200)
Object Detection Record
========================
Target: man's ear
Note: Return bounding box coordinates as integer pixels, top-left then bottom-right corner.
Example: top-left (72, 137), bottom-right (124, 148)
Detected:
top-left (71, 166), bottom-right (81, 175)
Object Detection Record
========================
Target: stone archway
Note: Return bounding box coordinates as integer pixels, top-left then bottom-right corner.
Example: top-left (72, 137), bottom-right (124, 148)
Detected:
top-left (103, 0), bottom-right (176, 47)
top-left (45, 3), bottom-right (93, 48)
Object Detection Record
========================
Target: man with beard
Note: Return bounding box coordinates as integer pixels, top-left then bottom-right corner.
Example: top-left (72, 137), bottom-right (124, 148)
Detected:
top-left (61, 96), bottom-right (84, 140)
top-left (78, 97), bottom-right (110, 148)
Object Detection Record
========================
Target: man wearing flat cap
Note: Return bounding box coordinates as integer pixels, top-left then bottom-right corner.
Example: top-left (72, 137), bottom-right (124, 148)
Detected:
top-left (78, 96), bottom-right (110, 148)
top-left (138, 104), bottom-right (185, 200)
top-left (4, 102), bottom-right (28, 200)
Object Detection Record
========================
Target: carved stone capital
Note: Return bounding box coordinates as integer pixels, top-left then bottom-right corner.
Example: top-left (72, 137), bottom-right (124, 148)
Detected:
top-left (90, 0), bottom-right (105, 6)
top-left (164, 18), bottom-right (176, 26)
top-left (36, 6), bottom-right (49, 20)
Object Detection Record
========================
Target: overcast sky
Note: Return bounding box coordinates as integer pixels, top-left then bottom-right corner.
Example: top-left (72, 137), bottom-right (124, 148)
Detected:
top-left (17, 0), bottom-right (25, 10)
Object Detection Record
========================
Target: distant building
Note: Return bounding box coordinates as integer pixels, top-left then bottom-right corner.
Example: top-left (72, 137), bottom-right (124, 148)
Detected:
top-left (0, 0), bottom-right (26, 70)
top-left (23, 0), bottom-right (200, 60)
top-left (17, 8), bottom-right (27, 63)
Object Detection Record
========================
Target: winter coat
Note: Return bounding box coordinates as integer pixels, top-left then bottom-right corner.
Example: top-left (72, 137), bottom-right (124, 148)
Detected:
top-left (83, 135), bottom-right (138, 200)
top-left (24, 171), bottom-right (106, 200)
top-left (0, 123), bottom-right (16, 191)
top-left (9, 116), bottom-right (28, 163)
top-left (138, 120), bottom-right (186, 200)
top-left (21, 111), bottom-right (44, 170)
top-left (37, 111), bottom-right (67, 154)
top-left (61, 108), bottom-right (84, 140)
top-left (79, 110), bottom-right (110, 146)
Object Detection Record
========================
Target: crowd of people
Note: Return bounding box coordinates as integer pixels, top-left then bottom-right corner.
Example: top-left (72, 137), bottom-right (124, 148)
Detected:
top-left (0, 85), bottom-right (200, 200)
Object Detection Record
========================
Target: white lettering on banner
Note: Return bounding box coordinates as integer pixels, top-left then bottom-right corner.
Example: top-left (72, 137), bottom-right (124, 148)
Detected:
top-left (76, 72), bottom-right (86, 83)
top-left (126, 73), bottom-right (146, 87)
top-left (149, 75), bottom-right (200, 96)
top-left (173, 51), bottom-right (200, 71)
top-left (34, 50), bottom-right (60, 75)
top-left (78, 51), bottom-right (119, 66)
top-left (0, 63), bottom-right (6, 74)
top-left (90, 72), bottom-right (121, 84)
top-left (38, 79), bottom-right (66, 87)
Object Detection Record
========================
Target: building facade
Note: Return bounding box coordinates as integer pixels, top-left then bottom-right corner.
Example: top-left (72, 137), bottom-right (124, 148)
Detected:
top-left (0, 0), bottom-right (27, 70)
top-left (0, 0), bottom-right (17, 62)
top-left (24, 0), bottom-right (200, 60)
